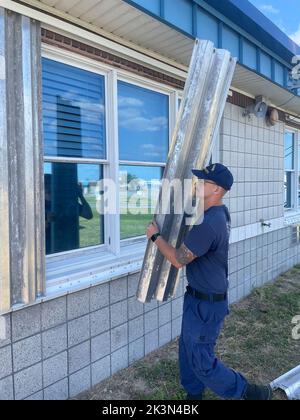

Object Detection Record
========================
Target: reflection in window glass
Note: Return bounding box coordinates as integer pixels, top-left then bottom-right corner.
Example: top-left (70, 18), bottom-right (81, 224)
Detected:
top-left (284, 172), bottom-right (292, 209)
top-left (284, 132), bottom-right (294, 170)
top-left (42, 58), bottom-right (106, 159)
top-left (120, 166), bottom-right (163, 239)
top-left (118, 81), bottom-right (169, 162)
top-left (44, 163), bottom-right (104, 254)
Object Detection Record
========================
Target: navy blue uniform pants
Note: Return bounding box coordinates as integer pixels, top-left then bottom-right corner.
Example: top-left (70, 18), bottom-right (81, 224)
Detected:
top-left (179, 292), bottom-right (247, 399)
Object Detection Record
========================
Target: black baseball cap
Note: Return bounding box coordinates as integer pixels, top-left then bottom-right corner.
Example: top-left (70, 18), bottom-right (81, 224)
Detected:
top-left (192, 163), bottom-right (234, 191)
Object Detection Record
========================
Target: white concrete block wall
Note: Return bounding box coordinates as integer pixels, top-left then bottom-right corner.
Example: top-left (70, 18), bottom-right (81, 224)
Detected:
top-left (0, 272), bottom-right (186, 400)
top-left (221, 103), bottom-right (284, 227)
top-left (228, 226), bottom-right (300, 303)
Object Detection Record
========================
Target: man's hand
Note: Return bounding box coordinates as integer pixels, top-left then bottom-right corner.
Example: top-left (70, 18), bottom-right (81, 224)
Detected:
top-left (146, 221), bottom-right (159, 240)
top-left (145, 222), bottom-right (196, 269)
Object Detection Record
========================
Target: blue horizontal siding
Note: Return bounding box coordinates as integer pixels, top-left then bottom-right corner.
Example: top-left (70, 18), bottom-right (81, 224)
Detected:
top-left (196, 8), bottom-right (218, 46)
top-left (243, 40), bottom-right (257, 70)
top-left (274, 62), bottom-right (285, 86)
top-left (124, 0), bottom-right (298, 95)
top-left (131, 0), bottom-right (161, 14)
top-left (164, 0), bottom-right (193, 34)
top-left (260, 52), bottom-right (272, 79)
top-left (202, 0), bottom-right (300, 61)
top-left (222, 25), bottom-right (240, 59)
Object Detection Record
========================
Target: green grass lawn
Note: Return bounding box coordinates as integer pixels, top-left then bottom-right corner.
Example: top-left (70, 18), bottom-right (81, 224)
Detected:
top-left (79, 195), bottom-right (154, 247)
top-left (75, 267), bottom-right (300, 401)
top-left (120, 213), bottom-right (154, 240)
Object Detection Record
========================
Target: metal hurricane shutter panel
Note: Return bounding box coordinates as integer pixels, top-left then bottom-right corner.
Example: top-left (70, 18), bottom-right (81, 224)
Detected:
top-left (137, 39), bottom-right (236, 303)
top-left (0, 8), bottom-right (45, 313)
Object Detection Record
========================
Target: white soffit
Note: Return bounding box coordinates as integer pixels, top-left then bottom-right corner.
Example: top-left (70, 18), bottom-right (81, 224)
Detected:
top-left (10, 0), bottom-right (194, 68)
top-left (233, 64), bottom-right (300, 117)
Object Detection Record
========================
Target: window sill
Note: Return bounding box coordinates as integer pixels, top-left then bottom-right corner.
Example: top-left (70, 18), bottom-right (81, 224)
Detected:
top-left (45, 238), bottom-right (147, 299)
top-left (284, 210), bottom-right (300, 225)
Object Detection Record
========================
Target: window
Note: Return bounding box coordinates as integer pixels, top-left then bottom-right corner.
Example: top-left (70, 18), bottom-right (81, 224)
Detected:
top-left (42, 52), bottom-right (218, 267)
top-left (284, 129), bottom-right (300, 210)
top-left (39, 49), bottom-right (225, 297)
top-left (119, 165), bottom-right (163, 240)
top-left (118, 80), bottom-right (169, 240)
top-left (44, 163), bottom-right (104, 254)
top-left (42, 58), bottom-right (106, 255)
top-left (42, 55), bottom-right (180, 256)
top-left (43, 59), bottom-right (106, 159)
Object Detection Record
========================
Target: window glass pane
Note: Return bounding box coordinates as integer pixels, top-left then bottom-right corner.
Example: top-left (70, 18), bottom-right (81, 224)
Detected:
top-left (284, 132), bottom-right (294, 170)
top-left (118, 81), bottom-right (169, 162)
top-left (284, 172), bottom-right (292, 209)
top-left (120, 165), bottom-right (163, 239)
top-left (45, 163), bottom-right (104, 254)
top-left (42, 58), bottom-right (106, 159)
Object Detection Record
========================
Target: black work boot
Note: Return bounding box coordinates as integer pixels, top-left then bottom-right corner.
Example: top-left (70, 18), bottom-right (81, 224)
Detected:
top-left (186, 393), bottom-right (203, 401)
top-left (243, 383), bottom-right (273, 400)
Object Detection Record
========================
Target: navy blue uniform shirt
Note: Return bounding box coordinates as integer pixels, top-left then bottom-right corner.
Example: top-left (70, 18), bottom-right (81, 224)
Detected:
top-left (183, 205), bottom-right (231, 294)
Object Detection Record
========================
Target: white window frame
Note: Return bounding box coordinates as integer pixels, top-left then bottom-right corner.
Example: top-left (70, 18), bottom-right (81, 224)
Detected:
top-left (42, 45), bottom-right (220, 295)
top-left (42, 45), bottom-right (183, 288)
top-left (43, 47), bottom-right (111, 261)
top-left (117, 74), bottom-right (175, 247)
top-left (284, 127), bottom-right (299, 213)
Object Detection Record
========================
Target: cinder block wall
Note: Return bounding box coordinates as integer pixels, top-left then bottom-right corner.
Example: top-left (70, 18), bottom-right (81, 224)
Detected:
top-left (220, 103), bottom-right (300, 302)
top-left (1, 103), bottom-right (299, 400)
top-left (0, 273), bottom-right (186, 400)
top-left (221, 102), bottom-right (284, 227)
top-left (227, 227), bottom-right (300, 304)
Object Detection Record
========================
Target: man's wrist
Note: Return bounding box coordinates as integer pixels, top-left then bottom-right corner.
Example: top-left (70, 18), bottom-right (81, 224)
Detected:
top-left (151, 232), bottom-right (161, 243)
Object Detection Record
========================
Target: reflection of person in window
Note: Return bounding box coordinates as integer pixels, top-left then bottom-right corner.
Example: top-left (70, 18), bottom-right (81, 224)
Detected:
top-left (45, 176), bottom-right (93, 254)
top-left (76, 182), bottom-right (93, 220)
top-left (45, 174), bottom-right (55, 254)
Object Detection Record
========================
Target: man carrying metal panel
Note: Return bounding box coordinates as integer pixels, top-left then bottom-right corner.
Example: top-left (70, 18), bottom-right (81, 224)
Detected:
top-left (146, 163), bottom-right (272, 400)
top-left (137, 40), bottom-right (236, 304)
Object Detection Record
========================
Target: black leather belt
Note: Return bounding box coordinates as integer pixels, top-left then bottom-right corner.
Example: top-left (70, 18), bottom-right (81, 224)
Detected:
top-left (186, 286), bottom-right (227, 302)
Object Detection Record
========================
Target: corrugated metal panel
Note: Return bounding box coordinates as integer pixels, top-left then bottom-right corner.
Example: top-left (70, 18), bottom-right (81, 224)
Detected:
top-left (137, 40), bottom-right (236, 302)
top-left (0, 8), bottom-right (45, 314)
top-left (0, 8), bottom-right (11, 314)
top-left (271, 365), bottom-right (300, 400)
